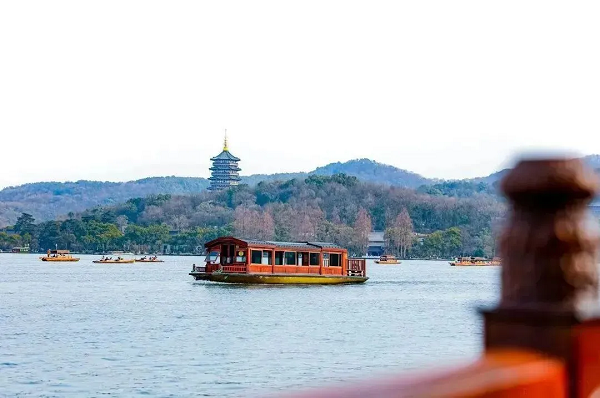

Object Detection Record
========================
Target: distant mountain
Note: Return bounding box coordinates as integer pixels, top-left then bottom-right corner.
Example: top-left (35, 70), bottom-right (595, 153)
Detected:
top-left (1, 155), bottom-right (598, 227)
top-left (311, 159), bottom-right (433, 188)
top-left (470, 155), bottom-right (600, 187)
top-left (0, 159), bottom-right (434, 226)
top-left (470, 169), bottom-right (509, 186)
top-left (241, 159), bottom-right (432, 188)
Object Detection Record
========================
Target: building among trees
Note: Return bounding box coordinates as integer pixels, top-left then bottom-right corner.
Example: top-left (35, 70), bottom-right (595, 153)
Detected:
top-left (208, 132), bottom-right (242, 191)
top-left (367, 231), bottom-right (385, 256)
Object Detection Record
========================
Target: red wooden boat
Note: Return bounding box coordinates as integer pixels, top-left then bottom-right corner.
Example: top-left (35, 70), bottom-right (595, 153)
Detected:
top-left (190, 236), bottom-right (367, 284)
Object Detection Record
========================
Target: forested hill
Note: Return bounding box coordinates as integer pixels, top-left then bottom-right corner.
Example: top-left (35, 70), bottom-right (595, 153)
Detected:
top-left (2, 155), bottom-right (598, 227)
top-left (0, 159), bottom-right (432, 226)
top-left (0, 177), bottom-right (210, 227)
top-left (236, 159), bottom-right (432, 187)
top-left (1, 174), bottom-right (504, 258)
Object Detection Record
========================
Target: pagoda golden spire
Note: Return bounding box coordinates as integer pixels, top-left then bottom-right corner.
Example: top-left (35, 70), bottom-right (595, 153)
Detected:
top-left (223, 129), bottom-right (228, 151)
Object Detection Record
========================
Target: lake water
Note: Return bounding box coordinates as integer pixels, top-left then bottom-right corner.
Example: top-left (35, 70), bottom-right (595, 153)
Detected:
top-left (1, 254), bottom-right (500, 397)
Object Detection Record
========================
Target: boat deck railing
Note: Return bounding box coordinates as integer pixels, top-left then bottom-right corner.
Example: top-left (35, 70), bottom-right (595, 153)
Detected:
top-left (221, 265), bottom-right (247, 273)
top-left (347, 259), bottom-right (366, 277)
top-left (279, 157), bottom-right (600, 398)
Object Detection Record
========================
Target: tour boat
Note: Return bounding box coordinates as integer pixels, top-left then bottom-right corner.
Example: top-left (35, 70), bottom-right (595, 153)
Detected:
top-left (449, 256), bottom-right (501, 266)
top-left (135, 256), bottom-right (164, 263)
top-left (93, 256), bottom-right (135, 264)
top-left (189, 236), bottom-right (367, 285)
top-left (40, 249), bottom-right (80, 262)
top-left (374, 255), bottom-right (401, 264)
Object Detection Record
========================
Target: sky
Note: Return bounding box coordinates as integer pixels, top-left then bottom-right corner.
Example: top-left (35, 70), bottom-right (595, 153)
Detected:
top-left (1, 1), bottom-right (599, 188)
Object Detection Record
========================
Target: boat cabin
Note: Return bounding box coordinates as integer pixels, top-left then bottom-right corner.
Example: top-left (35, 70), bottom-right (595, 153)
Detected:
top-left (46, 249), bottom-right (71, 257)
top-left (200, 236), bottom-right (366, 277)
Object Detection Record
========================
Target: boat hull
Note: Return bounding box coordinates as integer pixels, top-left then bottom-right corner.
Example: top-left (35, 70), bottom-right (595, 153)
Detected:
top-left (40, 257), bottom-right (80, 262)
top-left (449, 262), bottom-right (500, 266)
top-left (190, 272), bottom-right (368, 285)
top-left (93, 260), bottom-right (136, 264)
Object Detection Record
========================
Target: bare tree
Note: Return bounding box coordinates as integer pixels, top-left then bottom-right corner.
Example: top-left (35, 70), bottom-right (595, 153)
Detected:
top-left (353, 207), bottom-right (372, 255)
top-left (385, 208), bottom-right (414, 258)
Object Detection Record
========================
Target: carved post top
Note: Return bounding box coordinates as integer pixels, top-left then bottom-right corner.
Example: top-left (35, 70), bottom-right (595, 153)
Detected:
top-left (500, 158), bottom-right (599, 205)
top-left (498, 157), bottom-right (600, 314)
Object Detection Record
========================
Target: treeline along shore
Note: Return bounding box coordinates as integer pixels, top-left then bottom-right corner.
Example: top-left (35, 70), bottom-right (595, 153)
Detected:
top-left (0, 174), bottom-right (505, 258)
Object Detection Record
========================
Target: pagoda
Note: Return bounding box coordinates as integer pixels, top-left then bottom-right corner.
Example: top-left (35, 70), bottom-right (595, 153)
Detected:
top-left (208, 131), bottom-right (242, 191)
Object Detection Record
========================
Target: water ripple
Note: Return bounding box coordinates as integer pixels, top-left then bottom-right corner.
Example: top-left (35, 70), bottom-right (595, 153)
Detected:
top-left (1, 254), bottom-right (499, 397)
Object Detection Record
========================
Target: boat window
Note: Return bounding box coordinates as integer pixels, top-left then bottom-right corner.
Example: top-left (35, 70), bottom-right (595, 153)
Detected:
top-left (309, 253), bottom-right (320, 266)
top-left (251, 250), bottom-right (262, 264)
top-left (221, 244), bottom-right (234, 264)
top-left (206, 251), bottom-right (219, 263)
top-left (299, 252), bottom-right (309, 266)
top-left (330, 253), bottom-right (341, 267)
top-left (284, 252), bottom-right (296, 266)
top-left (262, 251), bottom-right (272, 265)
top-left (235, 250), bottom-right (246, 263)
top-left (275, 251), bottom-right (284, 265)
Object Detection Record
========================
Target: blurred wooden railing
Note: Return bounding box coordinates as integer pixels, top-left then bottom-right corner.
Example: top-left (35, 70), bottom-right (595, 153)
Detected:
top-left (278, 157), bottom-right (600, 398)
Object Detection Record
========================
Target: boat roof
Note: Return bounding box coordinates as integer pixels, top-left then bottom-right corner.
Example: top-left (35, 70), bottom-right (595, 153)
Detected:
top-left (210, 150), bottom-right (240, 162)
top-left (49, 249), bottom-right (70, 254)
top-left (205, 236), bottom-right (344, 251)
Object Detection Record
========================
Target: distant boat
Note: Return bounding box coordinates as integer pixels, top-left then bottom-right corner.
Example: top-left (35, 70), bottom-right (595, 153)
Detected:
top-left (11, 246), bottom-right (30, 253)
top-left (93, 254), bottom-right (135, 264)
top-left (40, 249), bottom-right (80, 262)
top-left (374, 255), bottom-right (401, 265)
top-left (135, 255), bottom-right (164, 263)
top-left (449, 256), bottom-right (501, 266)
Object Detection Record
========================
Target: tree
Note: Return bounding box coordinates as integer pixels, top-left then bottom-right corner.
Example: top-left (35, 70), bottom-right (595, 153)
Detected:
top-left (441, 227), bottom-right (462, 257)
top-left (395, 208), bottom-right (414, 258)
top-left (233, 205), bottom-right (255, 238)
top-left (352, 208), bottom-right (372, 255)
top-left (258, 210), bottom-right (275, 240)
top-left (14, 213), bottom-right (36, 236)
top-left (384, 208), bottom-right (413, 258)
top-left (37, 221), bottom-right (61, 251)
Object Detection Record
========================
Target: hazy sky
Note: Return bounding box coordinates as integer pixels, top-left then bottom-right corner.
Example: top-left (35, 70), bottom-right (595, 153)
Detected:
top-left (1, 1), bottom-right (599, 188)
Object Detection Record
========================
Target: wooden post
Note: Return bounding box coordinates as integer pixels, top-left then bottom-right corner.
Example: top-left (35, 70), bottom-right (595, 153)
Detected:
top-left (319, 251), bottom-right (323, 275)
top-left (271, 250), bottom-right (275, 274)
top-left (483, 157), bottom-right (600, 397)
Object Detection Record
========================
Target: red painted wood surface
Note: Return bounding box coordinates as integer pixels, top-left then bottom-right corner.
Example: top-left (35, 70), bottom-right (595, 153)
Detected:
top-left (283, 350), bottom-right (566, 398)
top-left (205, 264), bottom-right (219, 273)
top-left (248, 265), bottom-right (272, 273)
top-left (221, 265), bottom-right (246, 273)
top-left (574, 321), bottom-right (600, 397)
top-left (321, 267), bottom-right (343, 275)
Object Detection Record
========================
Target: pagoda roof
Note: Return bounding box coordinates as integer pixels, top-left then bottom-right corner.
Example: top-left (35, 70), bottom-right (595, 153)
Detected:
top-left (211, 150), bottom-right (240, 162)
top-left (208, 176), bottom-right (241, 181)
top-left (210, 165), bottom-right (241, 171)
